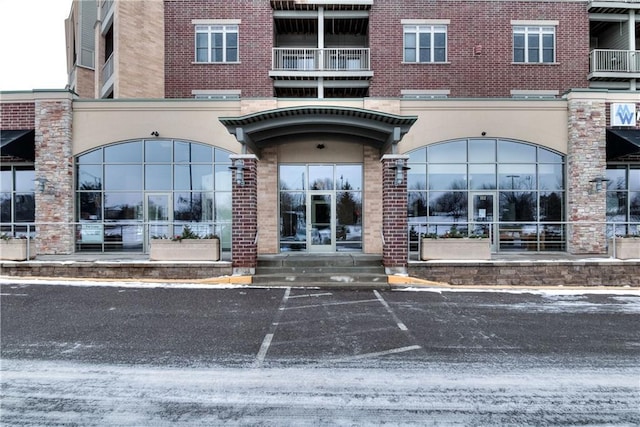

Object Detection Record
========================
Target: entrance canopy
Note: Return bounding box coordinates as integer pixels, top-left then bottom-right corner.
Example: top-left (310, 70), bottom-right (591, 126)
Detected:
top-left (0, 129), bottom-right (34, 161)
top-left (606, 129), bottom-right (640, 160)
top-left (219, 106), bottom-right (417, 157)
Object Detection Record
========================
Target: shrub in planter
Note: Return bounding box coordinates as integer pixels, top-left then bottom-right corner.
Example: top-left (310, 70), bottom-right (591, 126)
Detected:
top-left (150, 226), bottom-right (220, 261)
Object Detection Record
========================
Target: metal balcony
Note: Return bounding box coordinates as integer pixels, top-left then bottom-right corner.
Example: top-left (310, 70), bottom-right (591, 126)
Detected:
top-left (271, 48), bottom-right (372, 77)
top-left (589, 49), bottom-right (640, 79)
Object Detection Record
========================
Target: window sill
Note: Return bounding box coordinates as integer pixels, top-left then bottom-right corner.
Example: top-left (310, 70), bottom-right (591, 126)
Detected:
top-left (192, 61), bottom-right (241, 65)
top-left (511, 62), bottom-right (559, 65)
top-left (401, 61), bottom-right (451, 65)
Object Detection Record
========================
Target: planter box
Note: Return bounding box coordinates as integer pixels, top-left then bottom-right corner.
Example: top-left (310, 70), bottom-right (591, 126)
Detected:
top-left (150, 239), bottom-right (220, 261)
top-left (0, 239), bottom-right (35, 261)
top-left (610, 238), bottom-right (640, 260)
top-left (421, 238), bottom-right (491, 260)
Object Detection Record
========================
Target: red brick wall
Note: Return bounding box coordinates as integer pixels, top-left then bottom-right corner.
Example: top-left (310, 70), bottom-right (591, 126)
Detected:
top-left (369, 1), bottom-right (590, 98)
top-left (230, 156), bottom-right (258, 270)
top-left (164, 0), bottom-right (274, 98)
top-left (1, 102), bottom-right (35, 129)
top-left (382, 157), bottom-right (409, 271)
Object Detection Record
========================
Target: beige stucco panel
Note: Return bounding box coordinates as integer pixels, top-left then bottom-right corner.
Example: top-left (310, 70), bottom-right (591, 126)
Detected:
top-left (399, 100), bottom-right (569, 154)
top-left (72, 101), bottom-right (243, 155)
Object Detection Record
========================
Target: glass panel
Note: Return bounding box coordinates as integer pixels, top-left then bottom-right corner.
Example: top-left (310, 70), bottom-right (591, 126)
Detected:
top-left (105, 165), bottom-right (142, 190)
top-left (214, 148), bottom-right (231, 163)
top-left (607, 167), bottom-right (626, 190)
top-left (428, 140), bottom-right (466, 163)
top-left (336, 192), bottom-right (362, 248)
top-left (147, 194), bottom-right (170, 239)
top-left (174, 164), bottom-right (213, 191)
top-left (606, 191), bottom-right (626, 222)
top-left (215, 192), bottom-right (232, 222)
top-left (469, 139), bottom-right (495, 163)
top-left (528, 34), bottom-right (539, 62)
top-left (469, 164), bottom-right (496, 190)
top-left (540, 191), bottom-right (563, 222)
top-left (104, 192), bottom-right (142, 220)
top-left (0, 168), bottom-right (12, 192)
top-left (472, 194), bottom-right (493, 237)
top-left (77, 149), bottom-right (102, 164)
top-left (428, 164), bottom-right (467, 190)
top-left (498, 140), bottom-right (536, 162)
top-left (408, 191), bottom-right (427, 219)
top-left (145, 165), bottom-right (172, 191)
top-left (174, 192), bottom-right (213, 222)
top-left (79, 192), bottom-right (102, 220)
top-left (538, 164), bottom-right (563, 191)
top-left (14, 169), bottom-right (34, 192)
top-left (336, 165), bottom-right (362, 190)
top-left (630, 168), bottom-right (640, 191)
top-left (404, 33), bottom-right (416, 62)
top-left (0, 193), bottom-right (10, 222)
top-left (280, 165), bottom-right (306, 191)
top-left (499, 191), bottom-right (536, 221)
top-left (408, 148), bottom-right (426, 163)
top-left (77, 164), bottom-right (102, 190)
top-left (311, 194), bottom-right (332, 245)
top-left (309, 165), bottom-right (334, 190)
top-left (105, 141), bottom-right (142, 163)
top-left (145, 140), bottom-right (172, 162)
top-left (214, 165), bottom-right (231, 191)
top-left (14, 194), bottom-right (35, 222)
top-left (428, 191), bottom-right (468, 236)
top-left (538, 148), bottom-right (562, 163)
top-left (408, 164), bottom-right (426, 190)
top-left (498, 164), bottom-right (536, 189)
top-left (434, 33), bottom-right (446, 62)
top-left (280, 191), bottom-right (306, 251)
top-left (513, 34), bottom-right (525, 62)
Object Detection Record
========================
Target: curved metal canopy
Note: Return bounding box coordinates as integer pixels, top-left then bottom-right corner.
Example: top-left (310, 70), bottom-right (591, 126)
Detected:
top-left (219, 106), bottom-right (417, 157)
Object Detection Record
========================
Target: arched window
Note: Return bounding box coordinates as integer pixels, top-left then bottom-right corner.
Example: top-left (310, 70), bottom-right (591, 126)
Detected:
top-left (407, 138), bottom-right (565, 252)
top-left (75, 140), bottom-right (232, 252)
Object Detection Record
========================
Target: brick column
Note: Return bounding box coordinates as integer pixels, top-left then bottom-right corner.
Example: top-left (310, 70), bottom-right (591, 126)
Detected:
top-left (566, 94), bottom-right (607, 254)
top-left (230, 154), bottom-right (258, 274)
top-left (35, 96), bottom-right (74, 255)
top-left (381, 155), bottom-right (409, 274)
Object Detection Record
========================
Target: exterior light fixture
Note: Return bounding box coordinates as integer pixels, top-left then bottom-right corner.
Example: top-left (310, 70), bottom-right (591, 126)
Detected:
top-left (229, 159), bottom-right (246, 186)
top-left (391, 158), bottom-right (410, 185)
top-left (589, 176), bottom-right (610, 192)
top-left (34, 177), bottom-right (49, 193)
top-left (150, 131), bottom-right (159, 137)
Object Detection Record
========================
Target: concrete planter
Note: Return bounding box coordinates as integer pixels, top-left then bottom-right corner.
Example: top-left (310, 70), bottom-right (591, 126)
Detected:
top-left (610, 238), bottom-right (640, 260)
top-left (0, 239), bottom-right (35, 261)
top-left (150, 239), bottom-right (220, 261)
top-left (421, 238), bottom-right (491, 260)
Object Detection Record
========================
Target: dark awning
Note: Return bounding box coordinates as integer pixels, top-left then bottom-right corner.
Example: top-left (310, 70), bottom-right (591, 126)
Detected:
top-left (219, 106), bottom-right (418, 157)
top-left (607, 129), bottom-right (640, 160)
top-left (0, 129), bottom-right (35, 161)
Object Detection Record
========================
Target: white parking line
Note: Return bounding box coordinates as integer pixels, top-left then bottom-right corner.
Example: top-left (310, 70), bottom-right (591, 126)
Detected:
top-left (253, 287), bottom-right (291, 367)
top-left (283, 299), bottom-right (379, 310)
top-left (288, 292), bottom-right (333, 299)
top-left (373, 290), bottom-right (409, 331)
top-left (331, 345), bottom-right (422, 362)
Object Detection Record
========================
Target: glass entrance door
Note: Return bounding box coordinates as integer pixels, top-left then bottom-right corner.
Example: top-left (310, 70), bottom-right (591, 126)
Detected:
top-left (309, 193), bottom-right (333, 252)
top-left (146, 193), bottom-right (172, 248)
top-left (471, 193), bottom-right (496, 250)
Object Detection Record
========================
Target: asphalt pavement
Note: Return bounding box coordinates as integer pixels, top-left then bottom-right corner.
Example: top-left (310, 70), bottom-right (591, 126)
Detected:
top-left (1, 280), bottom-right (639, 425)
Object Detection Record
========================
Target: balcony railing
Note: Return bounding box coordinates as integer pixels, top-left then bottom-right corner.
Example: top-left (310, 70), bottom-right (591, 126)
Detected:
top-left (589, 49), bottom-right (640, 77)
top-left (272, 48), bottom-right (371, 72)
top-left (101, 53), bottom-right (114, 87)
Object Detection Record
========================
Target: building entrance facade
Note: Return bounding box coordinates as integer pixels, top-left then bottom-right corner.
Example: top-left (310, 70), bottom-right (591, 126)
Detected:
top-left (279, 163), bottom-right (363, 253)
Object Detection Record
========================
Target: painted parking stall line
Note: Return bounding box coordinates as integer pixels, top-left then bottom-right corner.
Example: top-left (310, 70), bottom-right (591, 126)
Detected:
top-left (373, 290), bottom-right (409, 331)
top-left (253, 287), bottom-right (291, 368)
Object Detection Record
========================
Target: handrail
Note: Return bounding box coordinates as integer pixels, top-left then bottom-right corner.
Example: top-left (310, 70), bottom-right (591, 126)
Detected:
top-left (589, 49), bottom-right (640, 73)
top-left (272, 47), bottom-right (371, 72)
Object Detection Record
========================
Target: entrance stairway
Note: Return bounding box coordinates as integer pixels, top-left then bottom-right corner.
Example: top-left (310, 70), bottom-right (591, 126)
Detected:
top-left (253, 253), bottom-right (389, 289)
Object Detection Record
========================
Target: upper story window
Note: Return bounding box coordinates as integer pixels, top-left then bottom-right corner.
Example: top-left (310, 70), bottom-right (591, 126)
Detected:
top-left (194, 22), bottom-right (239, 63)
top-left (512, 22), bottom-right (556, 64)
top-left (403, 21), bottom-right (448, 63)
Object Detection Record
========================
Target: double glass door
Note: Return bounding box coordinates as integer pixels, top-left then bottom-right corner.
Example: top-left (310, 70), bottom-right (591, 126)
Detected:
top-left (309, 193), bottom-right (333, 252)
top-left (470, 193), bottom-right (496, 250)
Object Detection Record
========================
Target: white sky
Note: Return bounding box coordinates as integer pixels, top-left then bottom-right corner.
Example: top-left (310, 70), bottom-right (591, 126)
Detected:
top-left (0, 0), bottom-right (72, 91)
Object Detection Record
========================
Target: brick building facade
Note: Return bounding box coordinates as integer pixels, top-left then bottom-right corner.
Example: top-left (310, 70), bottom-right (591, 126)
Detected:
top-left (1, 0), bottom-right (639, 274)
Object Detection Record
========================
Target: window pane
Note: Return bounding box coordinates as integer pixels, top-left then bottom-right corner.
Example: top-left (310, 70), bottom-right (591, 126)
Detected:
top-left (79, 192), bottom-right (102, 220)
top-left (469, 139), bottom-right (495, 162)
top-left (428, 191), bottom-right (468, 234)
top-left (607, 191), bottom-right (627, 221)
top-left (280, 191), bottom-right (306, 246)
top-left (499, 191), bottom-right (536, 221)
top-left (214, 149), bottom-right (231, 163)
top-left (280, 165), bottom-right (306, 190)
top-left (77, 149), bottom-right (102, 164)
top-left (513, 34), bottom-right (525, 62)
top-left (630, 168), bottom-right (640, 191)
top-left (336, 165), bottom-right (362, 190)
top-left (309, 165), bottom-right (334, 190)
top-left (336, 191), bottom-right (362, 227)
top-left (105, 165), bottom-right (142, 190)
top-left (428, 140), bottom-right (466, 163)
top-left (469, 164), bottom-right (496, 190)
top-left (540, 191), bottom-right (563, 221)
top-left (145, 165), bottom-right (172, 190)
top-left (105, 141), bottom-right (142, 163)
top-left (14, 194), bottom-right (35, 222)
top-left (174, 192), bottom-right (211, 221)
top-left (498, 140), bottom-right (536, 162)
top-left (227, 47), bottom-right (238, 62)
top-left (528, 34), bottom-right (539, 62)
top-left (215, 192), bottom-right (232, 222)
top-left (408, 164), bottom-right (426, 190)
top-left (538, 164), bottom-right (563, 190)
top-left (498, 164), bottom-right (536, 189)
top-left (145, 140), bottom-right (172, 162)
top-left (408, 148), bottom-right (426, 163)
top-left (78, 164), bottom-right (103, 190)
top-left (606, 167), bottom-right (626, 190)
top-left (429, 164), bottom-right (467, 190)
top-left (404, 34), bottom-right (416, 62)
top-left (1, 192), bottom-right (11, 222)
top-left (538, 148), bottom-right (562, 163)
top-left (174, 164), bottom-right (213, 191)
top-left (408, 191), bottom-right (427, 218)
top-left (104, 192), bottom-right (142, 220)
top-left (215, 165), bottom-right (232, 191)
top-left (1, 169), bottom-right (12, 192)
top-left (14, 169), bottom-right (35, 192)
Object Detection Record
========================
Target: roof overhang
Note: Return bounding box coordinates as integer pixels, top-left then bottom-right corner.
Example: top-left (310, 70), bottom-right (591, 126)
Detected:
top-left (0, 129), bottom-right (35, 162)
top-left (606, 128), bottom-right (640, 160)
top-left (219, 106), bottom-right (418, 158)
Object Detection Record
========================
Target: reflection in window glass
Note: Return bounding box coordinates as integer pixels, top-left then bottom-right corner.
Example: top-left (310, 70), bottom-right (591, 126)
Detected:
top-left (145, 140), bottom-right (173, 162)
top-left (498, 164), bottom-right (536, 189)
top-left (77, 149), bottom-right (102, 164)
top-left (538, 164), bottom-right (563, 190)
top-left (499, 191), bottom-right (536, 221)
top-left (77, 165), bottom-right (103, 190)
top-left (79, 192), bottom-right (102, 220)
top-left (429, 191), bottom-right (467, 222)
top-left (215, 192), bottom-right (232, 222)
top-left (105, 165), bottom-right (142, 190)
top-left (606, 168), bottom-right (626, 191)
top-left (469, 139), bottom-right (495, 163)
top-left (428, 140), bottom-right (466, 163)
top-left (469, 164), bottom-right (495, 190)
top-left (606, 191), bottom-right (627, 221)
top-left (408, 164), bottom-right (427, 190)
top-left (498, 140), bottom-right (536, 162)
top-left (408, 191), bottom-right (427, 218)
top-left (429, 164), bottom-right (466, 190)
top-left (0, 169), bottom-right (12, 192)
top-left (540, 191), bottom-right (563, 221)
top-left (280, 165), bottom-right (306, 190)
top-left (174, 165), bottom-right (213, 191)
top-left (214, 149), bottom-right (231, 163)
top-left (174, 192), bottom-right (213, 221)
top-left (215, 165), bottom-right (231, 191)
top-left (104, 192), bottom-right (142, 220)
top-left (537, 148), bottom-right (562, 163)
top-left (14, 194), bottom-right (35, 222)
top-left (336, 165), bottom-right (362, 190)
top-left (105, 141), bottom-right (142, 163)
top-left (14, 169), bottom-right (34, 192)
top-left (630, 169), bottom-right (640, 191)
top-left (1, 192), bottom-right (11, 222)
top-left (145, 165), bottom-right (172, 190)
top-left (309, 165), bottom-right (334, 190)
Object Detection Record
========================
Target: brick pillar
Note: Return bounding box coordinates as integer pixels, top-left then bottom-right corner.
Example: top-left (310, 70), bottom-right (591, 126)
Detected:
top-left (566, 94), bottom-right (607, 254)
top-left (34, 96), bottom-right (74, 255)
top-left (381, 155), bottom-right (409, 274)
top-left (230, 154), bottom-right (258, 274)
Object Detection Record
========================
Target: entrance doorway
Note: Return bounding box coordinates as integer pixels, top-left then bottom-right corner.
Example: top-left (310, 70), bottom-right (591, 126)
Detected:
top-left (279, 164), bottom-right (362, 253)
top-left (470, 193), bottom-right (496, 251)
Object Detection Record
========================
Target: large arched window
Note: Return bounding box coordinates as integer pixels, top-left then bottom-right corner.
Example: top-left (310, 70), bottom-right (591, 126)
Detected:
top-left (606, 165), bottom-right (640, 236)
top-left (75, 139), bottom-right (232, 252)
top-left (407, 138), bottom-right (565, 252)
